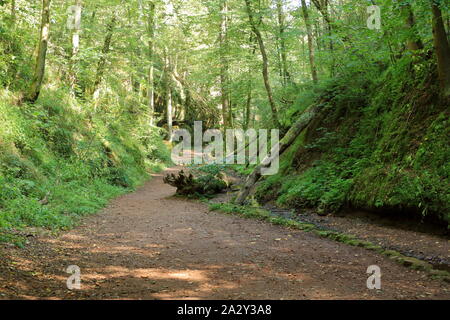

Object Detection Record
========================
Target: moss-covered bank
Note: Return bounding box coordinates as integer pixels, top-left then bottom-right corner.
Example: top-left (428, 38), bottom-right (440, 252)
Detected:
top-left (256, 55), bottom-right (449, 227)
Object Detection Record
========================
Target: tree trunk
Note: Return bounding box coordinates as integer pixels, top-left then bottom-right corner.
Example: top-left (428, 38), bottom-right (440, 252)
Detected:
top-left (147, 1), bottom-right (156, 125)
top-left (301, 0), bottom-right (318, 83)
top-left (244, 0), bottom-right (280, 128)
top-left (244, 79), bottom-right (252, 130)
top-left (229, 99), bottom-right (234, 127)
top-left (311, 0), bottom-right (330, 24)
top-left (276, 0), bottom-right (290, 86)
top-left (235, 104), bottom-right (322, 204)
top-left (311, 0), bottom-right (334, 76)
top-left (167, 88), bottom-right (173, 141)
top-left (432, 0), bottom-right (450, 97)
top-left (25, 0), bottom-right (51, 104)
top-left (69, 0), bottom-right (82, 94)
top-left (71, 0), bottom-right (82, 56)
top-left (93, 15), bottom-right (116, 95)
top-left (220, 0), bottom-right (230, 128)
top-left (164, 49), bottom-right (173, 141)
top-left (401, 2), bottom-right (424, 51)
top-left (11, 0), bottom-right (16, 26)
top-left (244, 33), bottom-right (258, 131)
top-left (72, 29), bottom-right (80, 56)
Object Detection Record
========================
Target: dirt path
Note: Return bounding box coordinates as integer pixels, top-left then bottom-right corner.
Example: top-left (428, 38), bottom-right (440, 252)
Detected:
top-left (0, 168), bottom-right (449, 300)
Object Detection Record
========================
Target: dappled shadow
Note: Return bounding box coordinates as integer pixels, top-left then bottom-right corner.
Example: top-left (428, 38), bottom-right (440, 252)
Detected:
top-left (0, 236), bottom-right (355, 300)
top-left (1, 168), bottom-right (449, 300)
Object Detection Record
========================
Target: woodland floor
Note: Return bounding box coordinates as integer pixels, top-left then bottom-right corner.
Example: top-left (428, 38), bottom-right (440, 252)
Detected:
top-left (0, 167), bottom-right (449, 300)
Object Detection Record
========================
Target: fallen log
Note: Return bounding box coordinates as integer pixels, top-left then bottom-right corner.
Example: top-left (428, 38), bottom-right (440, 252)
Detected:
top-left (164, 170), bottom-right (229, 196)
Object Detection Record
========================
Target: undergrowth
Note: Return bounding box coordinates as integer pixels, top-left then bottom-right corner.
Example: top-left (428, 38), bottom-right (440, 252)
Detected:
top-left (0, 88), bottom-right (170, 243)
top-left (256, 55), bottom-right (450, 227)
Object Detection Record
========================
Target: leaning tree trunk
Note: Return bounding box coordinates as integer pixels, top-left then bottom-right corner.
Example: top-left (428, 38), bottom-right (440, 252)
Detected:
top-left (235, 104), bottom-right (322, 204)
top-left (25, 0), bottom-right (51, 104)
top-left (244, 0), bottom-right (280, 128)
top-left (431, 0), bottom-right (450, 97)
top-left (301, 0), bottom-right (318, 83)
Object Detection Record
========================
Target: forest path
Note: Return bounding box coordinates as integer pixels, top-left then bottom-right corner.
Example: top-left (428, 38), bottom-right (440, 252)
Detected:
top-left (1, 167), bottom-right (449, 300)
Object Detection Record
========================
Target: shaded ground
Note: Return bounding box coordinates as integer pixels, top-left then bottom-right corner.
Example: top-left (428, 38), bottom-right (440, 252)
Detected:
top-left (0, 168), bottom-right (449, 300)
top-left (294, 210), bottom-right (449, 271)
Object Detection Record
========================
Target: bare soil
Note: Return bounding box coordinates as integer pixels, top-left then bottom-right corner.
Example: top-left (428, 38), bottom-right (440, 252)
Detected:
top-left (0, 168), bottom-right (449, 300)
top-left (291, 209), bottom-right (450, 271)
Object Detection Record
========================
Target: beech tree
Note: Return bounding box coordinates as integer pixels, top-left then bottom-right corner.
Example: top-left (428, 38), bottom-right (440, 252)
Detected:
top-left (25, 0), bottom-right (51, 103)
top-left (431, 0), bottom-right (450, 96)
top-left (92, 15), bottom-right (116, 95)
top-left (146, 1), bottom-right (156, 125)
top-left (244, 0), bottom-right (280, 128)
top-left (301, 0), bottom-right (318, 83)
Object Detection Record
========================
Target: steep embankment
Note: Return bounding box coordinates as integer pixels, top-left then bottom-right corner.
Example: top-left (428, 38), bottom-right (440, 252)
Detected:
top-left (256, 56), bottom-right (449, 227)
top-left (0, 89), bottom-right (170, 243)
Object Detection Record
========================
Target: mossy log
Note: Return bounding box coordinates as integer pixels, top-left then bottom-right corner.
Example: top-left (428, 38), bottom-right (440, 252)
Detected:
top-left (164, 170), bottom-right (229, 196)
top-left (235, 104), bottom-right (322, 204)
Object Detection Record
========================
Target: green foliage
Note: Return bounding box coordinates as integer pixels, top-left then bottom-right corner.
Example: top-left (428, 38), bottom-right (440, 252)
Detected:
top-left (190, 163), bottom-right (227, 176)
top-left (276, 161), bottom-right (353, 213)
top-left (1, 0), bottom-right (448, 239)
top-left (229, 164), bottom-right (255, 176)
top-left (0, 88), bottom-right (169, 237)
top-left (209, 203), bottom-right (271, 220)
top-left (257, 55), bottom-right (450, 226)
top-left (0, 23), bottom-right (29, 89)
